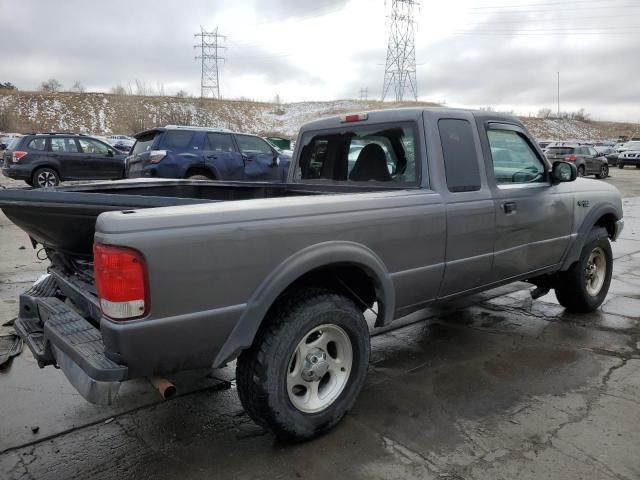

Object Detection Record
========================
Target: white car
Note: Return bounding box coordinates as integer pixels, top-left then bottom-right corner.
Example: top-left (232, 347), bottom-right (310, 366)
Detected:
top-left (617, 141), bottom-right (640, 169)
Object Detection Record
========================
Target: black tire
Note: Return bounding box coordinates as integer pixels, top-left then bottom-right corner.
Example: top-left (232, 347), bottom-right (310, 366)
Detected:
top-left (595, 164), bottom-right (609, 179)
top-left (24, 180), bottom-right (33, 187)
top-left (636, 165), bottom-right (640, 169)
top-left (236, 288), bottom-right (370, 441)
top-left (577, 165), bottom-right (585, 177)
top-left (555, 227), bottom-right (612, 313)
top-left (32, 167), bottom-right (60, 188)
top-left (618, 163), bottom-right (625, 169)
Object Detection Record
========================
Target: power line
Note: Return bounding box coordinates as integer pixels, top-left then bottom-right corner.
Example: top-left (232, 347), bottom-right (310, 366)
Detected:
top-left (194, 26), bottom-right (226, 99)
top-left (468, 3), bottom-right (640, 14)
top-left (382, 0), bottom-right (419, 102)
top-left (471, 0), bottom-right (628, 9)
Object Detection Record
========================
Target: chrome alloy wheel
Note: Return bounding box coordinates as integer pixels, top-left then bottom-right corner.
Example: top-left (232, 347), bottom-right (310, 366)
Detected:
top-left (286, 324), bottom-right (353, 413)
top-left (585, 246), bottom-right (607, 296)
top-left (36, 170), bottom-right (57, 187)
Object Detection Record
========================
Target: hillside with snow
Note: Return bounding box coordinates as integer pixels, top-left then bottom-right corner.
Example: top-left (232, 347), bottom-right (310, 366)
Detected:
top-left (0, 91), bottom-right (637, 141)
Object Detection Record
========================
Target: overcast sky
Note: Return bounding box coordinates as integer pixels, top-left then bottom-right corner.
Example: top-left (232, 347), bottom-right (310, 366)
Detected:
top-left (3, 0), bottom-right (639, 122)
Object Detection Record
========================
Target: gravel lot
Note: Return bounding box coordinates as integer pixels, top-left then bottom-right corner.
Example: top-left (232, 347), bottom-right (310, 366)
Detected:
top-left (1, 171), bottom-right (639, 480)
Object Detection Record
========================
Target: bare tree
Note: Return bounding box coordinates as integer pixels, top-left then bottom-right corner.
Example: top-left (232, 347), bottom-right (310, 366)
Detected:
top-left (71, 80), bottom-right (85, 93)
top-left (40, 78), bottom-right (63, 92)
top-left (110, 84), bottom-right (127, 95)
top-left (175, 89), bottom-right (189, 98)
top-left (0, 82), bottom-right (17, 90)
top-left (537, 108), bottom-right (553, 119)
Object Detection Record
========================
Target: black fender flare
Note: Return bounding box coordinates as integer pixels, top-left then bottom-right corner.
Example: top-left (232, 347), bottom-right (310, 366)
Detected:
top-left (560, 203), bottom-right (619, 270)
top-left (213, 241), bottom-right (395, 366)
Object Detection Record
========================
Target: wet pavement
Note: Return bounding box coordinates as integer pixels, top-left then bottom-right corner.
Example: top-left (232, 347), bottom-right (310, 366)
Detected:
top-left (0, 175), bottom-right (639, 479)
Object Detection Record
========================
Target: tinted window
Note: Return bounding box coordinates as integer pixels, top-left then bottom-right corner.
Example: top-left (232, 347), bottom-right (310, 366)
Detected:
top-left (547, 147), bottom-right (575, 155)
top-left (50, 137), bottom-right (79, 153)
top-left (205, 133), bottom-right (235, 152)
top-left (294, 123), bottom-right (417, 186)
top-left (438, 119), bottom-right (481, 192)
top-left (132, 132), bottom-right (157, 155)
top-left (236, 135), bottom-right (273, 155)
top-left (27, 138), bottom-right (46, 151)
top-left (78, 138), bottom-right (109, 155)
top-left (162, 130), bottom-right (194, 149)
top-left (488, 129), bottom-right (546, 185)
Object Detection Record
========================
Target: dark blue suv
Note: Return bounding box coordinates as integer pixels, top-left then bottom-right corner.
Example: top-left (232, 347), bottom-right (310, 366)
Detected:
top-left (125, 126), bottom-right (291, 182)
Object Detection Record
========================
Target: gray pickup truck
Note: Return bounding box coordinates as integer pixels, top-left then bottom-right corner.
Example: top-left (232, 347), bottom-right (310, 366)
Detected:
top-left (0, 108), bottom-right (624, 441)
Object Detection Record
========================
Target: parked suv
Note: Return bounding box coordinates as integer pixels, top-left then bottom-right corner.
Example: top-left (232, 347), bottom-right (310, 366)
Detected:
top-left (125, 125), bottom-right (290, 182)
top-left (544, 143), bottom-right (609, 178)
top-left (616, 141), bottom-right (640, 169)
top-left (1, 133), bottom-right (126, 187)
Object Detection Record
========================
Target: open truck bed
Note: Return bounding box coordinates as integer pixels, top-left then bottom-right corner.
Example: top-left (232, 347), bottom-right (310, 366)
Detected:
top-left (0, 179), bottom-right (320, 258)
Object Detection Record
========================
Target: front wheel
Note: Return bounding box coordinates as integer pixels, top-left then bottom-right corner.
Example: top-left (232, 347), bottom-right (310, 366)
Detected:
top-left (236, 288), bottom-right (370, 441)
top-left (596, 164), bottom-right (609, 179)
top-left (618, 163), bottom-right (625, 169)
top-left (577, 165), bottom-right (586, 177)
top-left (555, 227), bottom-right (612, 312)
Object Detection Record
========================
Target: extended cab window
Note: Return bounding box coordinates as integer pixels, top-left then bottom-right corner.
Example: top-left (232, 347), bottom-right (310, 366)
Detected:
top-left (294, 123), bottom-right (417, 186)
top-left (438, 119), bottom-right (481, 192)
top-left (488, 129), bottom-right (546, 185)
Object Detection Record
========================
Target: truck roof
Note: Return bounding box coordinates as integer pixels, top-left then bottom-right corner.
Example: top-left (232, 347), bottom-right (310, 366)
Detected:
top-left (299, 107), bottom-right (521, 132)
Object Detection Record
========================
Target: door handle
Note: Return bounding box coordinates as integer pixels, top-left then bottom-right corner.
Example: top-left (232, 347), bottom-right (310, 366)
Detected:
top-left (503, 202), bottom-right (517, 214)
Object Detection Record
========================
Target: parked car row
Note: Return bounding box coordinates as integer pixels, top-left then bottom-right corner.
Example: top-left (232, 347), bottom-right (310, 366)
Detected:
top-left (537, 138), bottom-right (640, 172)
top-left (1, 126), bottom-right (293, 187)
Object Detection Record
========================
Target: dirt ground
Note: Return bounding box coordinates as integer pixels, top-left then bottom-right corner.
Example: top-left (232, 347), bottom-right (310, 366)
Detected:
top-left (1, 172), bottom-right (639, 480)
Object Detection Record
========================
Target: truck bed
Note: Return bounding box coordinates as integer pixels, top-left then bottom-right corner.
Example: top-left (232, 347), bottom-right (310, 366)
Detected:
top-left (0, 179), bottom-right (323, 258)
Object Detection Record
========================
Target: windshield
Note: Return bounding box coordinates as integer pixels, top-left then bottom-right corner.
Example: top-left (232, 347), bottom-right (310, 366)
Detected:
top-left (625, 141), bottom-right (640, 150)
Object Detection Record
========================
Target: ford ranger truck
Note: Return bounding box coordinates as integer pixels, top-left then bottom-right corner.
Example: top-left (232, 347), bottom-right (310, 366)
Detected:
top-left (0, 108), bottom-right (624, 440)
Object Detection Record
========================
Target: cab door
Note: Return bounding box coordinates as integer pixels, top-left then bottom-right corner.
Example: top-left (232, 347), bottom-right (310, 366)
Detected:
top-left (203, 132), bottom-right (244, 180)
top-left (484, 123), bottom-right (574, 281)
top-left (77, 138), bottom-right (124, 179)
top-left (234, 134), bottom-right (281, 181)
top-left (48, 137), bottom-right (85, 179)
top-left (433, 114), bottom-right (496, 298)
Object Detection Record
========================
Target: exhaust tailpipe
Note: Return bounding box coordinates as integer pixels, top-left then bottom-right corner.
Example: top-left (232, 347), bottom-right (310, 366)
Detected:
top-left (148, 377), bottom-right (177, 400)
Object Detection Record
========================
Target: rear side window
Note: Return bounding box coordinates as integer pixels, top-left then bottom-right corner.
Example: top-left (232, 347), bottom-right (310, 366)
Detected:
top-left (50, 137), bottom-right (79, 153)
top-left (8, 138), bottom-right (22, 149)
top-left (205, 133), bottom-right (235, 152)
top-left (132, 132), bottom-right (157, 155)
top-left (27, 138), bottom-right (46, 151)
top-left (78, 138), bottom-right (109, 155)
top-left (162, 131), bottom-right (195, 150)
top-left (438, 119), bottom-right (481, 192)
top-left (294, 123), bottom-right (418, 186)
top-left (236, 135), bottom-right (273, 155)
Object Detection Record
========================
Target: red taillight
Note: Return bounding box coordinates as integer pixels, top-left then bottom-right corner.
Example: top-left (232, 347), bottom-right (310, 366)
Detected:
top-left (341, 113), bottom-right (369, 123)
top-left (563, 155), bottom-right (577, 162)
top-left (12, 151), bottom-right (27, 163)
top-left (93, 243), bottom-right (148, 320)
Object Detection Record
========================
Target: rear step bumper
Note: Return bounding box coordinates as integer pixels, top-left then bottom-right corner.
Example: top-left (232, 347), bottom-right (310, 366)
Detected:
top-left (14, 274), bottom-right (128, 405)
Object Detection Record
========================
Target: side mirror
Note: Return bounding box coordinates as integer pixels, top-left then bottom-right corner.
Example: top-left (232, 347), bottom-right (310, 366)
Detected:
top-left (551, 161), bottom-right (577, 183)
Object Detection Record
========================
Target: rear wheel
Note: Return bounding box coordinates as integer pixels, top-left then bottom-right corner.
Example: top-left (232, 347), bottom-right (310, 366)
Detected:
top-left (236, 288), bottom-right (370, 441)
top-left (555, 227), bottom-right (612, 312)
top-left (32, 168), bottom-right (60, 188)
top-left (577, 165), bottom-right (586, 177)
top-left (595, 164), bottom-right (609, 179)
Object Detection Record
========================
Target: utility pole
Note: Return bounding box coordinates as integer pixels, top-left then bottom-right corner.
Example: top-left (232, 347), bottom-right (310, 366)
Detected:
top-left (382, 0), bottom-right (419, 102)
top-left (359, 87), bottom-right (368, 101)
top-left (194, 26), bottom-right (226, 99)
top-left (557, 71), bottom-right (560, 118)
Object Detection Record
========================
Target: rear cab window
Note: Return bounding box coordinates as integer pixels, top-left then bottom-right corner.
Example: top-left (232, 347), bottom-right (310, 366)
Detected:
top-left (293, 123), bottom-right (418, 187)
